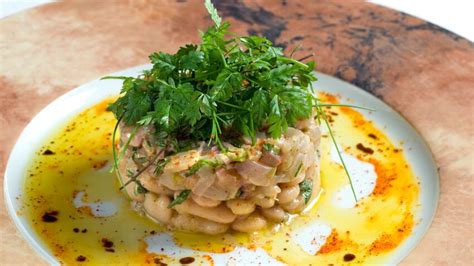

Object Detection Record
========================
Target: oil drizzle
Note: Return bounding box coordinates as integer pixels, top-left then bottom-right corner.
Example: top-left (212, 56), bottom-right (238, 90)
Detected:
top-left (21, 95), bottom-right (420, 265)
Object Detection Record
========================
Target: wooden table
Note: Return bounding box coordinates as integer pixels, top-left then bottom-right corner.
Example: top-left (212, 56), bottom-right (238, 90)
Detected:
top-left (1, 0), bottom-right (472, 264)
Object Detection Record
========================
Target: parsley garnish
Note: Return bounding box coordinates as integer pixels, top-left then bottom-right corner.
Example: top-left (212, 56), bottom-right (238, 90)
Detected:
top-left (106, 1), bottom-right (316, 148)
top-left (107, 0), bottom-right (365, 202)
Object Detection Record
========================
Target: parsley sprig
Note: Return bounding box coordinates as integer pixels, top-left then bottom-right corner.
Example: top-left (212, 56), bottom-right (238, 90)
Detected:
top-left (106, 0), bottom-right (371, 202)
top-left (106, 3), bottom-right (315, 149)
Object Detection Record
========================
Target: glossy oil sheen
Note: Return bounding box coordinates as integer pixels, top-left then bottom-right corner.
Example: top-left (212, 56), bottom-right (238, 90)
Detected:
top-left (21, 94), bottom-right (419, 265)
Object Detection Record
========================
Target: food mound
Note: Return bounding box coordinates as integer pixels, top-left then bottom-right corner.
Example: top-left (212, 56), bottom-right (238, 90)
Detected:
top-left (108, 1), bottom-right (324, 234)
top-left (117, 118), bottom-right (321, 234)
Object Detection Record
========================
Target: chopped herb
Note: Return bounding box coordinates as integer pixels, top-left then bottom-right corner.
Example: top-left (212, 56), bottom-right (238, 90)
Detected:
top-left (263, 143), bottom-right (280, 155)
top-left (294, 162), bottom-right (303, 177)
top-left (168, 190), bottom-right (191, 208)
top-left (235, 187), bottom-right (243, 198)
top-left (126, 169), bottom-right (135, 177)
top-left (135, 180), bottom-right (148, 194)
top-left (154, 158), bottom-right (169, 176)
top-left (229, 138), bottom-right (243, 148)
top-left (185, 159), bottom-right (222, 177)
top-left (132, 151), bottom-right (148, 164)
top-left (299, 179), bottom-right (313, 204)
top-left (263, 143), bottom-right (272, 152)
top-left (225, 147), bottom-right (248, 162)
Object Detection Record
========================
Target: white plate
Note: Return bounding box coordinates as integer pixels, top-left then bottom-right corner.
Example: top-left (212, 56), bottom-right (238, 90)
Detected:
top-left (4, 65), bottom-right (439, 265)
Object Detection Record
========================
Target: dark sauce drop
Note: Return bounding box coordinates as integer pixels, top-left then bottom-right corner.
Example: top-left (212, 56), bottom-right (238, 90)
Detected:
top-left (356, 143), bottom-right (374, 154)
top-left (42, 149), bottom-right (55, 155)
top-left (154, 257), bottom-right (168, 265)
top-left (343, 253), bottom-right (356, 262)
top-left (41, 211), bottom-right (58, 222)
top-left (179, 257), bottom-right (195, 264)
top-left (101, 238), bottom-right (114, 248)
top-left (368, 133), bottom-right (378, 139)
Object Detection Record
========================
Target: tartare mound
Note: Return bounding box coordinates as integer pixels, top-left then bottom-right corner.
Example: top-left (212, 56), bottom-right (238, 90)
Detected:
top-left (118, 117), bottom-right (321, 234)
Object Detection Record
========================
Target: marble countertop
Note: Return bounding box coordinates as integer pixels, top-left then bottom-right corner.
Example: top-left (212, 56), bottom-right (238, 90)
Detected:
top-left (1, 0), bottom-right (473, 264)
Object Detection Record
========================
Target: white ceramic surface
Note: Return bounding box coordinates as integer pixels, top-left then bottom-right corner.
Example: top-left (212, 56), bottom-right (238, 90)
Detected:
top-left (4, 65), bottom-right (439, 265)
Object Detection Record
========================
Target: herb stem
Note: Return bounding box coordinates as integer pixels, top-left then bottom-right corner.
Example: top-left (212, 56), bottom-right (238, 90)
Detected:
top-left (116, 126), bottom-right (138, 164)
top-left (317, 102), bottom-right (358, 202)
top-left (216, 100), bottom-right (249, 110)
top-left (119, 147), bottom-right (166, 190)
top-left (277, 56), bottom-right (310, 69)
top-left (316, 104), bottom-right (375, 112)
top-left (297, 53), bottom-right (314, 62)
top-left (110, 116), bottom-right (123, 175)
top-left (100, 76), bottom-right (129, 80)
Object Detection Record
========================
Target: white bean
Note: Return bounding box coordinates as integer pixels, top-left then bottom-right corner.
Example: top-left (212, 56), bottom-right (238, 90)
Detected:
top-left (192, 194), bottom-right (221, 207)
top-left (284, 171), bottom-right (305, 187)
top-left (174, 199), bottom-right (236, 224)
top-left (281, 195), bottom-right (305, 213)
top-left (140, 171), bottom-right (174, 195)
top-left (254, 197), bottom-right (275, 208)
top-left (172, 214), bottom-right (229, 235)
top-left (143, 193), bottom-right (173, 224)
top-left (261, 206), bottom-right (288, 222)
top-left (232, 212), bottom-right (267, 232)
top-left (256, 185), bottom-right (281, 198)
top-left (226, 199), bottom-right (256, 215)
top-left (277, 184), bottom-right (300, 204)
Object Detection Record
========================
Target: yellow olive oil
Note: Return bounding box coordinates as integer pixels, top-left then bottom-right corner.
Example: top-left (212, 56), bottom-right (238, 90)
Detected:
top-left (22, 94), bottom-right (419, 265)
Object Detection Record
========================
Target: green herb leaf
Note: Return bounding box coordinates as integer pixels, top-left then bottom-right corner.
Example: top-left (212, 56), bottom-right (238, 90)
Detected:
top-left (154, 158), bottom-right (169, 176)
top-left (180, 50), bottom-right (204, 70)
top-left (299, 179), bottom-right (313, 204)
top-left (204, 0), bottom-right (221, 26)
top-left (225, 147), bottom-right (248, 162)
top-left (185, 159), bottom-right (222, 177)
top-left (168, 190), bottom-right (191, 208)
top-left (263, 143), bottom-right (280, 155)
top-left (149, 52), bottom-right (176, 77)
top-left (268, 95), bottom-right (288, 139)
top-left (235, 188), bottom-right (243, 198)
top-left (135, 180), bottom-right (148, 194)
top-left (294, 162), bottom-right (303, 177)
top-left (211, 69), bottom-right (242, 101)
